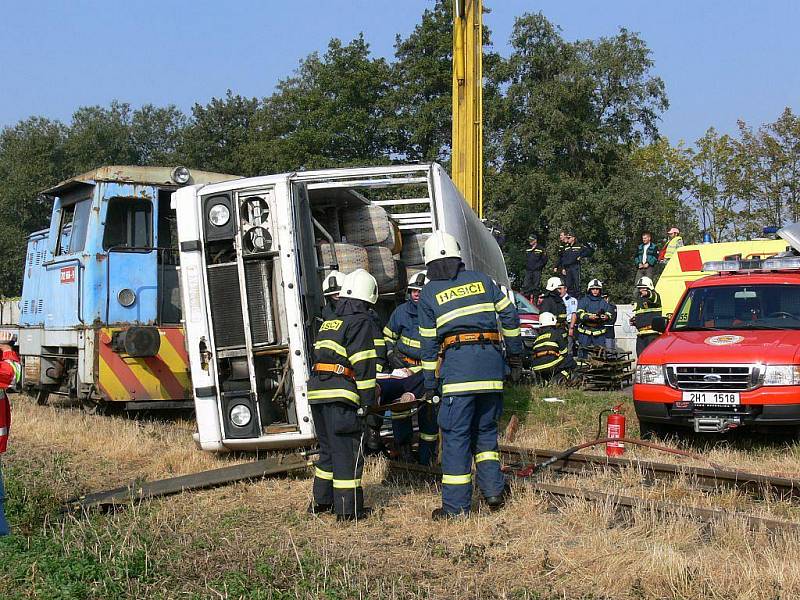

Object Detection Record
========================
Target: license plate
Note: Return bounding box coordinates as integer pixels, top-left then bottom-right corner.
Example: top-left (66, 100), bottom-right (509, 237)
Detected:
top-left (682, 391), bottom-right (740, 406)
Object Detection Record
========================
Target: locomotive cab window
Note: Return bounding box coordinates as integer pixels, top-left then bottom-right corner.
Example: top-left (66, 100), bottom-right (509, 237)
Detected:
top-left (103, 197), bottom-right (153, 250)
top-left (56, 198), bottom-right (92, 255)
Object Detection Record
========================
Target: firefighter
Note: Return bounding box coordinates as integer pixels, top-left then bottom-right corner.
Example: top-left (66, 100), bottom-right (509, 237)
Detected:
top-left (418, 231), bottom-right (523, 519)
top-left (307, 269), bottom-right (381, 521)
top-left (0, 333), bottom-right (22, 536)
top-left (381, 270), bottom-right (436, 464)
top-left (530, 312), bottom-right (575, 385)
top-left (539, 277), bottom-right (568, 326)
top-left (556, 234), bottom-right (593, 297)
top-left (321, 270), bottom-right (344, 320)
top-left (523, 234), bottom-right (547, 300)
top-left (575, 279), bottom-right (615, 357)
top-left (631, 276), bottom-right (663, 357)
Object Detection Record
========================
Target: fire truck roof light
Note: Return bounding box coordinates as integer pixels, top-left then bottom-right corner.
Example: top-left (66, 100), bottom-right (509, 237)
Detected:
top-left (702, 260), bottom-right (740, 272)
top-left (762, 257), bottom-right (800, 270)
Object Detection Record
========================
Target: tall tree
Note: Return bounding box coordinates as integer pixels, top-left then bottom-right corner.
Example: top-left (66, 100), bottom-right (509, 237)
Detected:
top-left (179, 91), bottom-right (260, 176)
top-left (0, 117), bottom-right (70, 294)
top-left (245, 35), bottom-right (393, 173)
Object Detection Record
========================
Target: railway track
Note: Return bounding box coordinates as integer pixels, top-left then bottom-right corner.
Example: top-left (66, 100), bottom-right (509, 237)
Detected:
top-left (387, 443), bottom-right (800, 533)
top-left (498, 444), bottom-right (800, 502)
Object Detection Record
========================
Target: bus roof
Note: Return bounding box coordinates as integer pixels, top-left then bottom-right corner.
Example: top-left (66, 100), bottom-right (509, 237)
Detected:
top-left (42, 166), bottom-right (240, 196)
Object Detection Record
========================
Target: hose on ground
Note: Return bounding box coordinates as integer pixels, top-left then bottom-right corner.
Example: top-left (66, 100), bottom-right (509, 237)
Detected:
top-left (509, 437), bottom-right (725, 478)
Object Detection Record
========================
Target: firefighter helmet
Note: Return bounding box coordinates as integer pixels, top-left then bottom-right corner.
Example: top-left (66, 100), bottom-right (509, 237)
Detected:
top-left (407, 270), bottom-right (427, 291)
top-left (587, 279), bottom-right (603, 291)
top-left (539, 311), bottom-right (557, 327)
top-left (322, 270), bottom-right (344, 297)
top-left (545, 276), bottom-right (564, 291)
top-left (339, 269), bottom-right (379, 304)
top-left (423, 231), bottom-right (461, 264)
top-left (636, 276), bottom-right (655, 290)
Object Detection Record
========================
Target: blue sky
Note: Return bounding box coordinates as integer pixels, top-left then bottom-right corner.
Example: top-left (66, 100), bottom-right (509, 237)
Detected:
top-left (1, 0), bottom-right (798, 145)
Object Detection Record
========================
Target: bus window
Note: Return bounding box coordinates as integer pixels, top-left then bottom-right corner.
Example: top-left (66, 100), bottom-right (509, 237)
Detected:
top-left (103, 198), bottom-right (153, 250)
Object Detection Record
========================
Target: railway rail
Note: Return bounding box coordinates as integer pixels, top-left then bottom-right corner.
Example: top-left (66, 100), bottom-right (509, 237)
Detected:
top-left (498, 444), bottom-right (800, 502)
top-left (67, 440), bottom-right (800, 533)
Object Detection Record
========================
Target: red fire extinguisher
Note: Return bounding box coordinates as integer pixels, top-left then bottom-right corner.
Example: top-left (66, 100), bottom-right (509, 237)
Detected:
top-left (606, 404), bottom-right (626, 457)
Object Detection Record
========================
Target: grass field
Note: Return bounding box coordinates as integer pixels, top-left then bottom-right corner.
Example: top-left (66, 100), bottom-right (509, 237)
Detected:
top-left (3, 388), bottom-right (800, 599)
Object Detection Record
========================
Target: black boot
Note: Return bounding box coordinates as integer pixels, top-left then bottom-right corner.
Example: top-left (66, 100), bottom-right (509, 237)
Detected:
top-left (431, 507), bottom-right (466, 521)
top-left (484, 484), bottom-right (511, 511)
top-left (336, 507), bottom-right (372, 522)
top-left (307, 502), bottom-right (333, 515)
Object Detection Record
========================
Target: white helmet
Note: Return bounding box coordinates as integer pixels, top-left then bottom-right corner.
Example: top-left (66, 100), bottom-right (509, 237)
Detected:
top-left (539, 311), bottom-right (557, 327)
top-left (407, 270), bottom-right (428, 291)
top-left (339, 269), bottom-right (379, 304)
top-left (545, 276), bottom-right (564, 292)
top-left (636, 276), bottom-right (655, 291)
top-left (423, 230), bottom-right (461, 264)
top-left (587, 278), bottom-right (603, 291)
top-left (322, 270), bottom-right (344, 297)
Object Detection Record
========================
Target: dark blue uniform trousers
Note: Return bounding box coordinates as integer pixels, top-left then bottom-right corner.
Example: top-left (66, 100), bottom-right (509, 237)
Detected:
top-left (438, 392), bottom-right (505, 514)
top-left (311, 403), bottom-right (365, 517)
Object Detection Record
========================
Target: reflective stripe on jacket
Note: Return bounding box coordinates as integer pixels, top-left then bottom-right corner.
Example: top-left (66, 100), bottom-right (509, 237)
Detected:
top-left (419, 268), bottom-right (522, 395)
top-left (384, 300), bottom-right (422, 361)
top-left (634, 290), bottom-right (662, 337)
top-left (576, 295), bottom-right (615, 337)
top-left (307, 311), bottom-right (379, 407)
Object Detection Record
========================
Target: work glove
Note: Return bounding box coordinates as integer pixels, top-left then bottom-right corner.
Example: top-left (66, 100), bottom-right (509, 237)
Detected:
top-left (508, 354), bottom-right (523, 383)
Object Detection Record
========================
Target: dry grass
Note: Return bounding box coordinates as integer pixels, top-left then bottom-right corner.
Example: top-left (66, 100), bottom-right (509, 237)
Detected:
top-left (5, 390), bottom-right (800, 598)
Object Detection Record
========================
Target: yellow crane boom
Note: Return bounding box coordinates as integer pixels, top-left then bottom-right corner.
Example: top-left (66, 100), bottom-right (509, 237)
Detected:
top-left (452, 0), bottom-right (483, 217)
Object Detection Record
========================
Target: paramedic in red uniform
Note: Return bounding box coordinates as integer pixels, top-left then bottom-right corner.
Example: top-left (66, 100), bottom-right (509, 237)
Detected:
top-left (0, 331), bottom-right (22, 536)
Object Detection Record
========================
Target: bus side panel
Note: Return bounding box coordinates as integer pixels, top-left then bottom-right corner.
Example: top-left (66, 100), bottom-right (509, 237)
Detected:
top-left (96, 326), bottom-right (191, 401)
top-left (431, 164), bottom-right (510, 286)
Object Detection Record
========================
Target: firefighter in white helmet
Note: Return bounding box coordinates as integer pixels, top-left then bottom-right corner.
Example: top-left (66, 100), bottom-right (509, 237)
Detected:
top-left (631, 276), bottom-right (662, 357)
top-left (379, 270), bottom-right (436, 463)
top-left (307, 269), bottom-right (381, 521)
top-left (530, 312), bottom-right (575, 384)
top-left (575, 279), bottom-right (615, 357)
top-left (418, 231), bottom-right (523, 519)
top-left (539, 276), bottom-right (568, 325)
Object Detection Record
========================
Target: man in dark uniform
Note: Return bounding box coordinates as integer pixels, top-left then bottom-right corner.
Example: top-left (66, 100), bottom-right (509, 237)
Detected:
top-left (307, 269), bottom-right (381, 521)
top-left (575, 279), bottom-right (615, 357)
top-left (556, 234), bottom-right (593, 298)
top-left (539, 277), bottom-right (568, 327)
top-left (418, 231), bottom-right (523, 520)
top-left (523, 234), bottom-right (547, 301)
top-left (381, 270), bottom-right (437, 464)
top-left (530, 312), bottom-right (575, 385)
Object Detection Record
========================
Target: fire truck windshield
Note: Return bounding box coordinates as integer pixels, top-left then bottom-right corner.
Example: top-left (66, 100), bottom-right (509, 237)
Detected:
top-left (672, 284), bottom-right (800, 331)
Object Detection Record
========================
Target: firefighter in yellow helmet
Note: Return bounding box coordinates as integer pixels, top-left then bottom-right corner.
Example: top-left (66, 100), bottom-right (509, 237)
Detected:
top-left (631, 276), bottom-right (662, 357)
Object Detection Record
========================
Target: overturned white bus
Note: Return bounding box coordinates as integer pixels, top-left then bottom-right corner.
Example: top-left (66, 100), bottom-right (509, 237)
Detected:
top-left (173, 164), bottom-right (509, 451)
